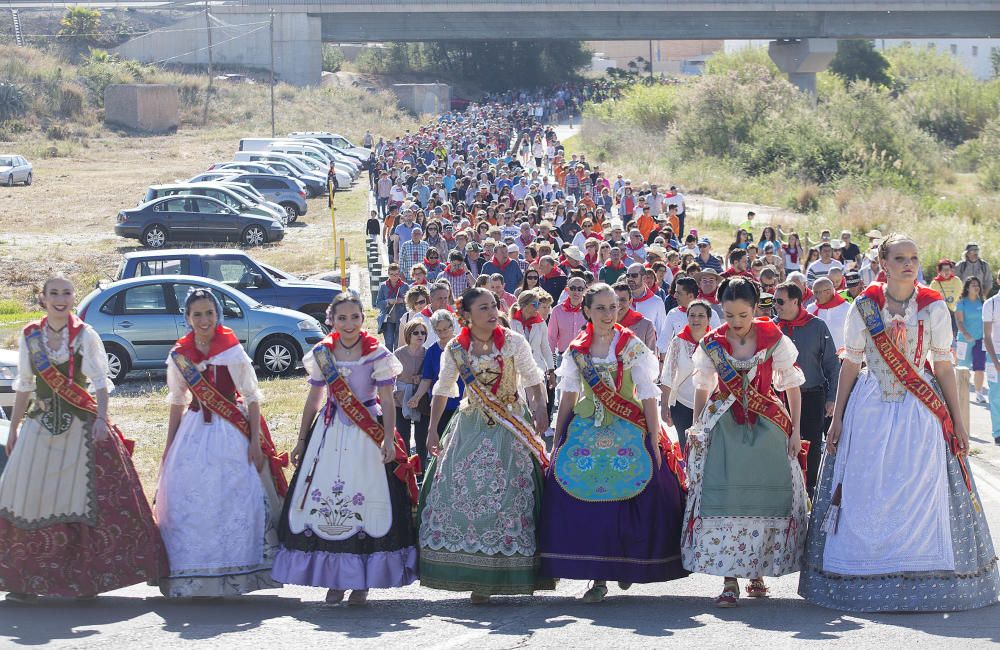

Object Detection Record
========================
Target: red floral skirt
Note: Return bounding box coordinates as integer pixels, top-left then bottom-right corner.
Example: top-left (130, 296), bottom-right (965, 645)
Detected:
top-left (0, 434), bottom-right (167, 597)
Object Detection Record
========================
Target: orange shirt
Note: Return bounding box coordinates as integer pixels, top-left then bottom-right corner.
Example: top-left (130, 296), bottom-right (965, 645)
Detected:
top-left (636, 214), bottom-right (657, 240)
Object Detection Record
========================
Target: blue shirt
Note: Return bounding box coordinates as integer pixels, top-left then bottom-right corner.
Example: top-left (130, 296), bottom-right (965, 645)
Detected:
top-left (957, 297), bottom-right (984, 341)
top-left (423, 342), bottom-right (463, 411)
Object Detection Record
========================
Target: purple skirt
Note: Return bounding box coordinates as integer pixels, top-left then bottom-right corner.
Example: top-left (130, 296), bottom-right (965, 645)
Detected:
top-left (538, 435), bottom-right (689, 583)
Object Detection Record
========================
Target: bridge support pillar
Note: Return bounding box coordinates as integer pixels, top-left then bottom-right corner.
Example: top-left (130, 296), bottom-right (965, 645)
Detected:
top-left (768, 39), bottom-right (837, 95)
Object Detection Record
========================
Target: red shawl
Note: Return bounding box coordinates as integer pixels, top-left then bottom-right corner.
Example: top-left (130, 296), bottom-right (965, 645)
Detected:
top-left (173, 324), bottom-right (241, 362)
top-left (604, 259), bottom-right (625, 271)
top-left (320, 330), bottom-right (381, 356)
top-left (862, 282), bottom-right (942, 311)
top-left (560, 297), bottom-right (583, 313)
top-left (569, 322), bottom-right (635, 390)
top-left (777, 308), bottom-right (814, 336)
top-left (455, 325), bottom-right (506, 353)
top-left (488, 256), bottom-right (514, 272)
top-left (619, 309), bottom-right (645, 329)
top-left (512, 308), bottom-right (544, 335)
top-left (444, 263), bottom-right (466, 277)
top-left (676, 324), bottom-right (701, 345)
top-left (705, 319), bottom-right (784, 426)
top-left (814, 293), bottom-right (847, 310)
top-left (632, 286), bottom-right (656, 305)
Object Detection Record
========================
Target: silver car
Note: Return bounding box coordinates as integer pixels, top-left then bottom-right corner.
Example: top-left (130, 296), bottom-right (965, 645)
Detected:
top-left (0, 154), bottom-right (32, 186)
top-left (0, 348), bottom-right (17, 415)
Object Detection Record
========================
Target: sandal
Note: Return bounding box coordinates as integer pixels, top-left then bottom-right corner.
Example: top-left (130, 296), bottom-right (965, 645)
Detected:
top-left (715, 580), bottom-right (739, 608)
top-left (470, 592), bottom-right (491, 604)
top-left (325, 589), bottom-right (346, 604)
top-left (347, 590), bottom-right (369, 606)
top-left (5, 592), bottom-right (38, 605)
top-left (746, 579), bottom-right (769, 598)
top-left (582, 582), bottom-right (608, 603)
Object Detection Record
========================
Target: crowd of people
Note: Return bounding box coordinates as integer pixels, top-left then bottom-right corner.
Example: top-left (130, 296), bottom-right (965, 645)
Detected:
top-left (2, 86), bottom-right (1000, 616)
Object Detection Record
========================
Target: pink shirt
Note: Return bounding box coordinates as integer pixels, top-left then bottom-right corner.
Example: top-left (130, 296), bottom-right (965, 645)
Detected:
top-left (547, 302), bottom-right (588, 353)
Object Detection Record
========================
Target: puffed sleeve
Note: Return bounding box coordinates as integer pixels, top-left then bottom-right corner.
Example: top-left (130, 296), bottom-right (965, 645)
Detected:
top-left (79, 325), bottom-right (113, 392)
top-left (371, 346), bottom-right (404, 387)
top-left (691, 343), bottom-right (718, 391)
top-left (628, 342), bottom-right (661, 401)
top-left (13, 332), bottom-right (36, 393)
top-left (510, 331), bottom-right (544, 389)
top-left (555, 349), bottom-right (582, 394)
top-left (224, 346), bottom-right (264, 405)
top-left (771, 334), bottom-right (806, 391)
top-left (432, 345), bottom-right (461, 398)
top-left (927, 300), bottom-right (955, 362)
top-left (841, 303), bottom-right (867, 364)
top-left (165, 355), bottom-right (191, 406)
top-left (302, 347), bottom-right (326, 386)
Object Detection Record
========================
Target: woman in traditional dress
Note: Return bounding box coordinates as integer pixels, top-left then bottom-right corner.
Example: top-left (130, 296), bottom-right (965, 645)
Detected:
top-left (799, 233), bottom-right (1000, 612)
top-left (418, 287), bottom-right (553, 603)
top-left (683, 277), bottom-right (807, 607)
top-left (538, 283), bottom-right (688, 602)
top-left (157, 288), bottom-right (287, 598)
top-left (660, 299), bottom-right (713, 450)
top-left (0, 276), bottom-right (166, 603)
top-left (274, 293), bottom-right (418, 605)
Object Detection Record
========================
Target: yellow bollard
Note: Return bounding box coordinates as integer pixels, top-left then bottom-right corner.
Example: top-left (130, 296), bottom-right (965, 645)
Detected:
top-left (339, 238), bottom-right (347, 290)
top-left (330, 181), bottom-right (337, 254)
top-left (956, 366), bottom-right (970, 433)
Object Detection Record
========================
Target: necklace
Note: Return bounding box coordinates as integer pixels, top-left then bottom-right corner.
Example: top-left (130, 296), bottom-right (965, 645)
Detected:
top-left (734, 327), bottom-right (751, 346)
top-left (339, 336), bottom-right (362, 350)
top-left (47, 322), bottom-right (67, 333)
top-left (887, 287), bottom-right (916, 304)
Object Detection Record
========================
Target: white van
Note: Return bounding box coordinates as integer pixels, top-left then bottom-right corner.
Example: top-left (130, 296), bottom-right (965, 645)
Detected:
top-left (287, 132), bottom-right (371, 158)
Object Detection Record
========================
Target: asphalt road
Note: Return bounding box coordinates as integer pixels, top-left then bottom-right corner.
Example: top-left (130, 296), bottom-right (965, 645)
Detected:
top-left (2, 394), bottom-right (999, 649)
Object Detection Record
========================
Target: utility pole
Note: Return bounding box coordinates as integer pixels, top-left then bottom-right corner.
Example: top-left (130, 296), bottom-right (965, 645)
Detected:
top-left (648, 40), bottom-right (654, 81)
top-left (269, 10), bottom-right (276, 138)
top-left (203, 3), bottom-right (213, 125)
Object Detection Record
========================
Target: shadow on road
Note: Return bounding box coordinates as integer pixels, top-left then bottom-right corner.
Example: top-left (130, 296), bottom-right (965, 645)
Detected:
top-left (2, 593), bottom-right (998, 645)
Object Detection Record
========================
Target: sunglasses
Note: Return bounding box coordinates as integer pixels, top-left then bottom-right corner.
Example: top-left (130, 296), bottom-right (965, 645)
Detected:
top-left (774, 298), bottom-right (787, 306)
top-left (568, 286), bottom-right (586, 292)
top-left (626, 272), bottom-right (641, 278)
top-left (413, 331), bottom-right (427, 336)
top-left (529, 301), bottom-right (541, 308)
top-left (415, 299), bottom-right (428, 306)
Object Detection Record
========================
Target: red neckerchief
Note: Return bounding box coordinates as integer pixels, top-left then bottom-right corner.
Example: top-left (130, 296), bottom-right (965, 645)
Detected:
top-left (862, 282), bottom-right (942, 312)
top-left (174, 324), bottom-right (241, 362)
top-left (705, 319), bottom-right (783, 424)
top-left (721, 268), bottom-right (754, 279)
top-left (777, 308), bottom-right (814, 336)
top-left (697, 291), bottom-right (719, 305)
top-left (932, 274), bottom-right (954, 284)
top-left (625, 243), bottom-right (644, 258)
top-left (320, 330), bottom-right (381, 356)
top-left (632, 287), bottom-right (656, 304)
top-left (619, 309), bottom-right (644, 328)
top-left (561, 298), bottom-right (583, 313)
top-left (519, 234), bottom-right (534, 247)
top-left (512, 308), bottom-right (544, 334)
top-left (423, 258), bottom-right (442, 271)
top-left (569, 322), bottom-right (634, 389)
top-left (420, 305), bottom-right (454, 317)
top-left (584, 252), bottom-right (599, 267)
top-left (815, 293), bottom-right (848, 310)
top-left (385, 279), bottom-right (404, 300)
top-left (782, 244), bottom-right (799, 263)
top-left (802, 287), bottom-right (814, 303)
top-left (444, 263), bottom-right (466, 277)
top-left (489, 256), bottom-right (513, 272)
top-left (604, 259), bottom-right (625, 270)
top-left (543, 266), bottom-right (565, 280)
top-left (676, 324), bottom-right (701, 345)
top-left (455, 326), bottom-right (506, 394)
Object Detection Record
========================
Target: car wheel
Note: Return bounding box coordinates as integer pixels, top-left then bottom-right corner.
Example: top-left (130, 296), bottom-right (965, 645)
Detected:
top-left (104, 344), bottom-right (131, 383)
top-left (141, 224), bottom-right (167, 248)
top-left (24, 173), bottom-right (31, 186)
top-left (281, 203), bottom-right (300, 220)
top-left (242, 225), bottom-right (267, 247)
top-left (255, 336), bottom-right (299, 376)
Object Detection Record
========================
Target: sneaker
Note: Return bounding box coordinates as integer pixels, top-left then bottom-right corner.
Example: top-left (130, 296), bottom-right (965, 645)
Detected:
top-left (974, 393), bottom-right (988, 405)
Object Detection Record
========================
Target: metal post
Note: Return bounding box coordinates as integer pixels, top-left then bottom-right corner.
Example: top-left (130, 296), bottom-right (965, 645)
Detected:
top-left (330, 183), bottom-right (337, 254)
top-left (648, 40), bottom-right (654, 80)
top-left (203, 4), bottom-right (213, 125)
top-left (269, 10), bottom-right (276, 138)
top-left (339, 238), bottom-right (347, 289)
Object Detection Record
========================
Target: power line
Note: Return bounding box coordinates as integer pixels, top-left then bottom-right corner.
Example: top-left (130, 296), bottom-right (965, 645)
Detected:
top-left (147, 22), bottom-right (268, 66)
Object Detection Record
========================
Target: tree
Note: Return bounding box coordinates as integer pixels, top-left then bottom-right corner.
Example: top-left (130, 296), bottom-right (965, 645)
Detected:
top-left (830, 40), bottom-right (891, 87)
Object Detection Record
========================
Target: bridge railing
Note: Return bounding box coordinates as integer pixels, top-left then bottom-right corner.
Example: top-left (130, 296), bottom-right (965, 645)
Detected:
top-left (233, 0), bottom-right (996, 7)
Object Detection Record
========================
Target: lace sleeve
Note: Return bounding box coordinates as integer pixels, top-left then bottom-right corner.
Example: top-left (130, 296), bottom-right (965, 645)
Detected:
top-left (166, 356), bottom-right (191, 406)
top-left (630, 343), bottom-right (662, 401)
top-left (510, 331), bottom-right (544, 389)
top-left (432, 345), bottom-right (461, 398)
top-left (555, 349), bottom-right (582, 395)
top-left (841, 304), bottom-right (867, 364)
top-left (223, 346), bottom-right (264, 405)
top-left (79, 326), bottom-right (113, 393)
top-left (771, 335), bottom-right (806, 392)
top-left (927, 301), bottom-right (955, 362)
top-left (13, 332), bottom-right (36, 393)
top-left (660, 337), bottom-right (678, 385)
top-left (691, 343), bottom-right (718, 391)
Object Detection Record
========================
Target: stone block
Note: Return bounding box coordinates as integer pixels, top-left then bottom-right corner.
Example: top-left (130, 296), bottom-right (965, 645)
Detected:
top-left (104, 84), bottom-right (179, 133)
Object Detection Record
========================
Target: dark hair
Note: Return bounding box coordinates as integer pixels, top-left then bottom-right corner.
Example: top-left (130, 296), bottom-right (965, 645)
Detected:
top-left (456, 287), bottom-right (493, 317)
top-left (184, 287), bottom-right (217, 313)
top-left (612, 281), bottom-right (631, 294)
top-left (329, 291), bottom-right (364, 316)
top-left (774, 281), bottom-right (803, 305)
top-left (675, 276), bottom-right (699, 298)
top-left (686, 299), bottom-right (713, 320)
top-left (581, 282), bottom-right (615, 322)
top-left (728, 249), bottom-right (748, 265)
top-left (961, 276), bottom-right (983, 300)
top-left (717, 277), bottom-right (759, 307)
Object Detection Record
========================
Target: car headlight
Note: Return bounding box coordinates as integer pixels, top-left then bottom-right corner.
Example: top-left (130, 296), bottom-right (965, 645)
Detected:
top-left (297, 319), bottom-right (321, 331)
top-left (0, 366), bottom-right (16, 380)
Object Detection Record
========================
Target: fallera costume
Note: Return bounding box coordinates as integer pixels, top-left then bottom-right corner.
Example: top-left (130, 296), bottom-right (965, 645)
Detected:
top-left (0, 316), bottom-right (167, 597)
top-left (157, 325), bottom-right (288, 598)
top-left (272, 332), bottom-right (420, 591)
top-left (682, 319), bottom-right (809, 579)
top-left (539, 324), bottom-right (688, 584)
top-left (418, 327), bottom-right (555, 595)
top-left (799, 283), bottom-right (1000, 612)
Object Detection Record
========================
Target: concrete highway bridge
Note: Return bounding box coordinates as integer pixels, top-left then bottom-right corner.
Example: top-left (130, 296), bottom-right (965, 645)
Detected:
top-left (12, 0), bottom-right (1000, 86)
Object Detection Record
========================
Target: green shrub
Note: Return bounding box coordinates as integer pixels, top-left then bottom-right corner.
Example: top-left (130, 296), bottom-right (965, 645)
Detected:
top-left (322, 45), bottom-right (345, 73)
top-left (58, 83), bottom-right (85, 117)
top-left (0, 81), bottom-right (26, 121)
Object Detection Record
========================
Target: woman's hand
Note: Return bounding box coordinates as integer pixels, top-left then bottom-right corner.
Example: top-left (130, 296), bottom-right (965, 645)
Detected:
top-left (380, 438), bottom-right (395, 464)
top-left (427, 429), bottom-right (441, 456)
top-left (788, 430), bottom-right (802, 457)
top-left (406, 396), bottom-right (420, 409)
top-left (92, 418), bottom-right (110, 442)
top-left (954, 421), bottom-right (971, 456)
top-left (290, 439), bottom-right (306, 467)
top-left (248, 439), bottom-right (265, 471)
top-left (826, 417), bottom-right (843, 454)
top-left (650, 432), bottom-right (663, 469)
top-left (661, 406), bottom-right (673, 427)
top-left (5, 425), bottom-right (17, 457)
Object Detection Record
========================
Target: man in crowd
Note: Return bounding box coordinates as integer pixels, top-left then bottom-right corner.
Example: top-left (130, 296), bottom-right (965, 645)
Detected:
top-left (538, 254), bottom-right (567, 303)
top-left (613, 282), bottom-right (657, 351)
top-left (482, 241), bottom-right (524, 293)
top-left (599, 244), bottom-right (627, 285)
top-left (721, 249), bottom-right (754, 279)
top-left (398, 225), bottom-right (428, 281)
top-left (696, 237), bottom-right (723, 273)
top-left (696, 268), bottom-right (724, 319)
top-left (957, 242), bottom-right (994, 295)
top-left (489, 273), bottom-right (517, 311)
top-left (774, 281), bottom-right (840, 496)
top-left (626, 262), bottom-right (670, 355)
top-left (548, 275), bottom-right (589, 365)
top-left (807, 277), bottom-right (851, 353)
top-left (806, 241), bottom-right (844, 286)
top-left (840, 271), bottom-right (863, 302)
top-left (465, 242), bottom-right (484, 278)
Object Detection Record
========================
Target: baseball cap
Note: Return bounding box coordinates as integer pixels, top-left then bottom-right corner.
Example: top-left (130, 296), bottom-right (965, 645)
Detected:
top-left (698, 237), bottom-right (711, 246)
top-left (466, 242), bottom-right (482, 253)
top-left (845, 271), bottom-right (861, 288)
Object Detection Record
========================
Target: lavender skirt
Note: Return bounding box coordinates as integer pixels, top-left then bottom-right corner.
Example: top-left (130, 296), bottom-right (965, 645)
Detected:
top-left (538, 432), bottom-right (689, 583)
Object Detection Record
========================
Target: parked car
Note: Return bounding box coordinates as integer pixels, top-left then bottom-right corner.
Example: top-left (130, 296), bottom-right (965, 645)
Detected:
top-left (115, 249), bottom-right (344, 325)
top-left (239, 137), bottom-right (357, 178)
top-left (209, 161), bottom-right (280, 175)
top-left (143, 182), bottom-right (287, 224)
top-left (186, 171), bottom-right (239, 184)
top-left (0, 348), bottom-right (17, 415)
top-left (115, 195), bottom-right (284, 248)
top-left (287, 132), bottom-right (371, 158)
top-left (224, 173), bottom-right (309, 219)
top-left (233, 147), bottom-right (351, 190)
top-left (0, 154), bottom-right (32, 186)
top-left (78, 275), bottom-right (324, 380)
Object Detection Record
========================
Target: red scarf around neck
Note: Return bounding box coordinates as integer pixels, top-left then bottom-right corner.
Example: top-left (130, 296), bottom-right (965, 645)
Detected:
top-left (814, 293), bottom-right (847, 310)
top-left (777, 308), bottom-right (814, 336)
top-left (512, 308), bottom-right (544, 334)
top-left (444, 263), bottom-right (466, 277)
top-left (676, 324), bottom-right (704, 345)
top-left (174, 324), bottom-right (241, 362)
top-left (423, 258), bottom-right (442, 271)
top-left (632, 287), bottom-right (656, 304)
top-left (862, 282), bottom-right (942, 312)
top-left (619, 309), bottom-right (644, 328)
top-left (697, 291), bottom-right (719, 305)
top-left (561, 297), bottom-right (583, 313)
top-left (320, 330), bottom-right (381, 356)
top-left (605, 259), bottom-right (625, 270)
top-left (542, 266), bottom-right (564, 280)
top-left (489, 256), bottom-right (513, 271)
top-left (455, 326), bottom-right (506, 352)
top-left (569, 322), bottom-right (634, 390)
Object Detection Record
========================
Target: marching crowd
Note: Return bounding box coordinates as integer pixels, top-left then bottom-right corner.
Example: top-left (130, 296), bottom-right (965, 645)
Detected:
top-left (2, 85), bottom-right (999, 616)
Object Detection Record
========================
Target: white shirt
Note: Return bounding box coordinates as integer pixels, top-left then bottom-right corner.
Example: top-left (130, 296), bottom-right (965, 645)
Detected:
top-left (807, 300), bottom-right (852, 352)
top-left (670, 192), bottom-right (686, 214)
top-left (665, 306), bottom-right (721, 340)
top-left (983, 294), bottom-right (1000, 357)
top-left (632, 292), bottom-right (670, 354)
